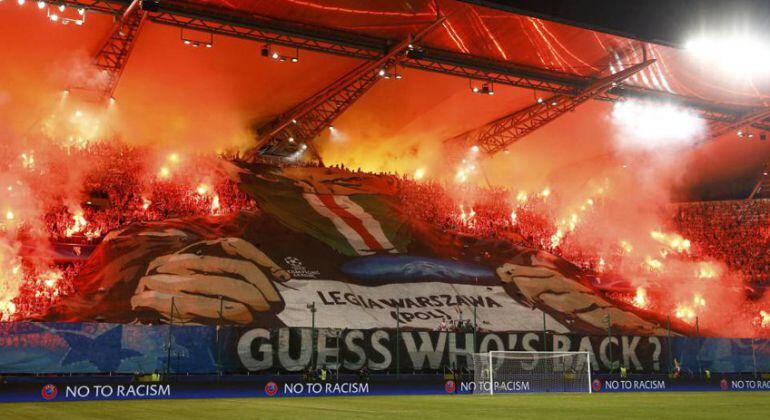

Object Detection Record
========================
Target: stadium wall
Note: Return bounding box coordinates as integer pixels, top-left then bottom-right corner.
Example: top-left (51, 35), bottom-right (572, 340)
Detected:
top-left (1, 323), bottom-right (769, 375)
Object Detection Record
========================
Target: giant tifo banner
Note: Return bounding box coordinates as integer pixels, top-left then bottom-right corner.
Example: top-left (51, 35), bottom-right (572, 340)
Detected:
top-left (35, 162), bottom-right (672, 336)
top-left (2, 323), bottom-right (770, 374)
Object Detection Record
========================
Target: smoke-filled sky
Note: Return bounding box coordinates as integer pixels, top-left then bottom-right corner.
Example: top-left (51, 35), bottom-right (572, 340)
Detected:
top-left (0, 4), bottom-right (769, 198)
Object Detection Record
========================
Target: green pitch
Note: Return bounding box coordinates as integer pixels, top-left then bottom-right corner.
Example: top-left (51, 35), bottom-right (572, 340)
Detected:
top-left (1, 392), bottom-right (769, 420)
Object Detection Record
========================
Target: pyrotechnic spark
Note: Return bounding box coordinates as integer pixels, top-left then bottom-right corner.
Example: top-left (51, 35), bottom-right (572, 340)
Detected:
top-left (21, 152), bottom-right (35, 169)
top-left (675, 304), bottom-right (696, 323)
top-left (539, 187), bottom-right (551, 198)
top-left (168, 153), bottom-right (180, 164)
top-left (693, 294), bottom-right (706, 308)
top-left (516, 191), bottom-right (528, 203)
top-left (644, 256), bottom-right (663, 271)
top-left (5, 211), bottom-right (13, 221)
top-left (633, 287), bottom-right (649, 309)
top-left (64, 211), bottom-right (88, 237)
top-left (550, 229), bottom-right (564, 249)
top-left (650, 230), bottom-right (691, 253)
top-left (760, 311), bottom-right (770, 328)
top-left (619, 240), bottom-right (633, 253)
top-left (196, 183), bottom-right (209, 195)
top-left (158, 167), bottom-right (170, 179)
top-left (697, 262), bottom-right (719, 279)
top-left (414, 168), bottom-right (425, 180)
top-left (142, 197), bottom-right (151, 210)
top-left (510, 211), bottom-right (517, 225)
top-left (459, 204), bottom-right (476, 224)
top-left (211, 195), bottom-right (220, 214)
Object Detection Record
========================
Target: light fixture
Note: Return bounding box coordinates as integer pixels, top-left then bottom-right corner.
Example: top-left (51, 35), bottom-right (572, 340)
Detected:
top-left (685, 33), bottom-right (770, 78)
top-left (58, 3), bottom-right (64, 12)
top-left (288, 137), bottom-right (295, 143)
top-left (537, 97), bottom-right (544, 104)
top-left (17, 0), bottom-right (26, 6)
top-left (37, 1), bottom-right (45, 9)
top-left (469, 80), bottom-right (494, 95)
top-left (291, 119), bottom-right (297, 124)
top-left (180, 28), bottom-right (213, 49)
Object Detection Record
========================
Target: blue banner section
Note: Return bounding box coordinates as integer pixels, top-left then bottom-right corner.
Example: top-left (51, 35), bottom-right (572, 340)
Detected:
top-left (2, 322), bottom-right (770, 375)
top-left (0, 322), bottom-right (220, 374)
top-left (669, 337), bottom-right (770, 374)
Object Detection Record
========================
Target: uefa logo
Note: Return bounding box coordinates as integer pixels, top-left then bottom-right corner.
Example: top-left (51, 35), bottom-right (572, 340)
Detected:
top-left (41, 384), bottom-right (58, 400)
top-left (265, 381), bottom-right (279, 396)
top-left (591, 379), bottom-right (603, 392)
top-left (444, 380), bottom-right (456, 394)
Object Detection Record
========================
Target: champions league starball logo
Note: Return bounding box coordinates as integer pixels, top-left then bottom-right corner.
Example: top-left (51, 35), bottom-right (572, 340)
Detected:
top-left (444, 380), bottom-right (456, 394)
top-left (591, 379), bottom-right (603, 392)
top-left (41, 384), bottom-right (58, 400)
top-left (265, 381), bottom-right (279, 396)
top-left (284, 256), bottom-right (320, 279)
top-left (720, 379), bottom-right (729, 391)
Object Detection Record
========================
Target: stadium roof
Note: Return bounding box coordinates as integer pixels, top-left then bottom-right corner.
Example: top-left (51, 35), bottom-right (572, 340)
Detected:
top-left (155, 0), bottom-right (768, 108)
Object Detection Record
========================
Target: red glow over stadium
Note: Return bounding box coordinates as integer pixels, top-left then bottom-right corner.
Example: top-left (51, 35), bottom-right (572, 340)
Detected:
top-left (1, 1), bottom-right (770, 411)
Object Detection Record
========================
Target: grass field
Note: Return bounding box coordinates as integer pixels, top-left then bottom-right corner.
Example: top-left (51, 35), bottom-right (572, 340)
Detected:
top-left (1, 392), bottom-right (768, 419)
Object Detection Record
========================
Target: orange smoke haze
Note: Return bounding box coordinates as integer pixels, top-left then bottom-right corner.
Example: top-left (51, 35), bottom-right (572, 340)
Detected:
top-left (1, 4), bottom-right (770, 334)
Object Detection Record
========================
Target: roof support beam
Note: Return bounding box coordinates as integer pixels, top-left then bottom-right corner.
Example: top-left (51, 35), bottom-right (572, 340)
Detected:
top-left (445, 59), bottom-right (655, 155)
top-left (706, 107), bottom-right (770, 140)
top-left (90, 0), bottom-right (146, 101)
top-left (250, 16), bottom-right (446, 160)
top-left (48, 1), bottom-right (769, 127)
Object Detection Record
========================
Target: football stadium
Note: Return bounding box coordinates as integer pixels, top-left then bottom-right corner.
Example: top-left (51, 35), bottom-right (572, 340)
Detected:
top-left (1, 0), bottom-right (770, 418)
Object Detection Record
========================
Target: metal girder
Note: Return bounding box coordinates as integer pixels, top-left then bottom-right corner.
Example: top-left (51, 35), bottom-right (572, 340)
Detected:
top-left (252, 17), bottom-right (446, 159)
top-left (706, 107), bottom-right (770, 140)
top-left (92, 0), bottom-right (146, 101)
top-left (748, 163), bottom-right (770, 200)
top-left (41, 1), bottom-right (770, 128)
top-left (445, 60), bottom-right (654, 155)
top-left (148, 12), bottom-right (383, 61)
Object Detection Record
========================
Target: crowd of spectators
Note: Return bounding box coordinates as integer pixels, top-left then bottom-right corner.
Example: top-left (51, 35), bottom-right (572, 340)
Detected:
top-left (5, 143), bottom-right (770, 321)
top-left (671, 199), bottom-right (770, 284)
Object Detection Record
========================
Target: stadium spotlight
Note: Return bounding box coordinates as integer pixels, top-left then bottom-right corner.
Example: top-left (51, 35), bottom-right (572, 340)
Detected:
top-left (57, 3), bottom-right (64, 12)
top-left (537, 97), bottom-right (544, 104)
top-left (263, 45), bottom-right (299, 63)
top-left (291, 119), bottom-right (297, 124)
top-left (180, 29), bottom-right (213, 49)
top-left (37, 1), bottom-right (45, 9)
top-left (737, 130), bottom-right (744, 137)
top-left (288, 137), bottom-right (295, 143)
top-left (686, 33), bottom-right (770, 78)
top-left (470, 145), bottom-right (480, 153)
top-left (17, 0), bottom-right (25, 6)
top-left (49, 13), bottom-right (58, 22)
top-left (470, 80), bottom-right (494, 95)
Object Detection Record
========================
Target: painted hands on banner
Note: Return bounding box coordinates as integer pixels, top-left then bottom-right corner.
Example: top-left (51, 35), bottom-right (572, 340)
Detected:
top-left (131, 238), bottom-right (290, 324)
